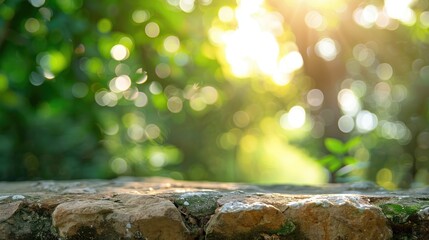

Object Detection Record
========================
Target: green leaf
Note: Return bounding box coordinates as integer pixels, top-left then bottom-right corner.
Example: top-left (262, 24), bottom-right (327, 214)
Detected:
top-left (320, 155), bottom-right (337, 166)
top-left (324, 138), bottom-right (346, 155)
top-left (327, 160), bottom-right (342, 172)
top-left (344, 156), bottom-right (357, 165)
top-left (345, 136), bottom-right (361, 150)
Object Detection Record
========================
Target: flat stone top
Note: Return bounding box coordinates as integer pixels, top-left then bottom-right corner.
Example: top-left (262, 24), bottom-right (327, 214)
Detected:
top-left (1, 177), bottom-right (428, 196)
top-left (1, 178), bottom-right (429, 240)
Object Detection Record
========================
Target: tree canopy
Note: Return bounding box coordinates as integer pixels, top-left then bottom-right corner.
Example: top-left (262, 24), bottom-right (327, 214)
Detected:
top-left (1, 0), bottom-right (429, 188)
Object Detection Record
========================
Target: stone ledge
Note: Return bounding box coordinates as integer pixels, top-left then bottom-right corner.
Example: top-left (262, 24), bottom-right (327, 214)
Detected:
top-left (1, 177), bottom-right (428, 239)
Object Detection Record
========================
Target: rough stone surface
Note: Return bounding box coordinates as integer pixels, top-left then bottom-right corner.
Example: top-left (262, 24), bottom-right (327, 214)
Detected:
top-left (1, 177), bottom-right (429, 239)
top-left (52, 195), bottom-right (190, 240)
top-left (205, 201), bottom-right (286, 239)
top-left (284, 195), bottom-right (392, 239)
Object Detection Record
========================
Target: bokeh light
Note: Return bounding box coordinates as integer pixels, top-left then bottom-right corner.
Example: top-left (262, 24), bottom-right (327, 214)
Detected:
top-left (376, 63), bottom-right (393, 81)
top-left (305, 10), bottom-right (326, 30)
top-left (212, 0), bottom-right (304, 86)
top-left (356, 110), bottom-right (378, 133)
top-left (384, 0), bottom-right (416, 25)
top-left (29, 0), bottom-right (45, 7)
top-left (179, 0), bottom-right (195, 13)
top-left (163, 36), bottom-right (180, 53)
top-left (218, 6), bottom-right (234, 23)
top-left (111, 158), bottom-right (128, 174)
top-left (4, 0), bottom-right (429, 187)
top-left (338, 89), bottom-right (360, 116)
top-left (145, 22), bottom-right (160, 38)
top-left (353, 5), bottom-right (379, 28)
top-left (233, 111), bottom-right (250, 128)
top-left (338, 115), bottom-right (354, 133)
top-left (167, 97), bottom-right (183, 113)
top-left (25, 18), bottom-right (40, 33)
top-left (280, 106), bottom-right (306, 130)
top-left (134, 92), bottom-right (148, 107)
top-left (307, 89), bottom-right (324, 108)
top-left (315, 38), bottom-right (339, 61)
top-left (132, 10), bottom-right (149, 24)
top-left (110, 44), bottom-right (129, 61)
top-left (155, 63), bottom-right (171, 79)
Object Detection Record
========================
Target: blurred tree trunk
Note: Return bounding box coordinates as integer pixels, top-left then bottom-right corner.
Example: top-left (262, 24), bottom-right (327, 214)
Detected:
top-left (269, 1), bottom-right (347, 141)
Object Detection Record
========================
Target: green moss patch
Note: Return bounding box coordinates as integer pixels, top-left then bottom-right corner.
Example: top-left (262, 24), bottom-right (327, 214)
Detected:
top-left (275, 220), bottom-right (296, 236)
top-left (380, 201), bottom-right (429, 224)
top-left (174, 191), bottom-right (222, 217)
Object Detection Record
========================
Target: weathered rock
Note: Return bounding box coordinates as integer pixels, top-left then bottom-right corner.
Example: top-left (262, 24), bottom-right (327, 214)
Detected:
top-left (284, 195), bottom-right (392, 240)
top-left (52, 195), bottom-right (190, 240)
top-left (174, 191), bottom-right (221, 217)
top-left (0, 197), bottom-right (56, 240)
top-left (1, 178), bottom-right (429, 239)
top-left (0, 201), bottom-right (23, 239)
top-left (52, 199), bottom-right (116, 238)
top-left (379, 198), bottom-right (429, 239)
top-left (205, 201), bottom-right (288, 239)
top-left (0, 200), bottom-right (21, 223)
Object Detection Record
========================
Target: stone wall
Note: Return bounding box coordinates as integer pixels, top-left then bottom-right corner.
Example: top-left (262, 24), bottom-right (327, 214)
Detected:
top-left (1, 177), bottom-right (429, 239)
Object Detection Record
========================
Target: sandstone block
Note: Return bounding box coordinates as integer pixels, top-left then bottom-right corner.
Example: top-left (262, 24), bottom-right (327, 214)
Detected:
top-left (284, 195), bottom-right (392, 240)
top-left (52, 195), bottom-right (190, 240)
top-left (205, 201), bottom-right (288, 239)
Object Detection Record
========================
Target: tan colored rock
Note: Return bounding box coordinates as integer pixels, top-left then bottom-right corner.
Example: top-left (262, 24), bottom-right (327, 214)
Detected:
top-left (205, 201), bottom-right (286, 239)
top-left (0, 200), bottom-right (21, 222)
top-left (52, 195), bottom-right (190, 240)
top-left (110, 195), bottom-right (190, 239)
top-left (0, 201), bottom-right (22, 239)
top-left (52, 199), bottom-right (115, 237)
top-left (284, 195), bottom-right (392, 240)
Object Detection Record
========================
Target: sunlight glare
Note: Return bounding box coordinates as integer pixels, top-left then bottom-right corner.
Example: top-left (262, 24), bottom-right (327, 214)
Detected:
top-left (216, 0), bottom-right (304, 85)
top-left (278, 51), bottom-right (304, 74)
top-left (353, 5), bottom-right (379, 28)
top-left (224, 30), bottom-right (279, 77)
top-left (384, 0), bottom-right (416, 25)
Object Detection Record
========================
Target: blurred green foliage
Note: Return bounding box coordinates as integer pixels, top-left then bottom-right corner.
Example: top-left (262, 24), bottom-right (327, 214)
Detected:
top-left (1, 0), bottom-right (429, 188)
top-left (321, 137), bottom-right (362, 183)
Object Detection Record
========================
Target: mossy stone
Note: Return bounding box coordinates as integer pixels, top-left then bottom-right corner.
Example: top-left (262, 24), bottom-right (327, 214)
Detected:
top-left (380, 201), bottom-right (429, 224)
top-left (275, 220), bottom-right (296, 236)
top-left (174, 192), bottom-right (221, 217)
